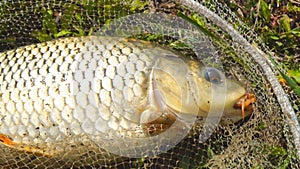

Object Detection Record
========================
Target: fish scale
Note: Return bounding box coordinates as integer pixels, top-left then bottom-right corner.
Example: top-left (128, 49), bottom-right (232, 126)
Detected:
top-left (0, 36), bottom-right (171, 154)
top-left (0, 35), bottom-right (249, 159)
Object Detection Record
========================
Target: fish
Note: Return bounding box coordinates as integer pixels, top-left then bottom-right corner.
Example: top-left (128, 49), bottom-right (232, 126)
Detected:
top-left (0, 36), bottom-right (255, 161)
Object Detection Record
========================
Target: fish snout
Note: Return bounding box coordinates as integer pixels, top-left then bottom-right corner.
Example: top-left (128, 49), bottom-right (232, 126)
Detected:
top-left (233, 93), bottom-right (256, 120)
top-left (222, 82), bottom-right (256, 123)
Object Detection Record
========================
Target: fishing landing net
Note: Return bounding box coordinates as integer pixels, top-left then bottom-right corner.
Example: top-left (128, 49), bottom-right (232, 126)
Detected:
top-left (0, 0), bottom-right (299, 168)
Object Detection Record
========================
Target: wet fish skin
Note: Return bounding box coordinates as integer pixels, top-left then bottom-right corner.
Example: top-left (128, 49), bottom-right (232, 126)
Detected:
top-left (0, 36), bottom-right (247, 157)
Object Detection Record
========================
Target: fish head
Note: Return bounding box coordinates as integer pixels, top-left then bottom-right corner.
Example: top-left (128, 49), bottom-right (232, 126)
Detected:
top-left (149, 57), bottom-right (254, 123)
top-left (189, 60), bottom-right (254, 122)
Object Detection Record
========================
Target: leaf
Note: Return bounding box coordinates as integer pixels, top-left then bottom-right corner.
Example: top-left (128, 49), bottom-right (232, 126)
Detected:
top-left (169, 41), bottom-right (189, 49)
top-left (291, 27), bottom-right (300, 32)
top-left (288, 69), bottom-right (300, 84)
top-left (54, 30), bottom-right (72, 38)
top-left (255, 122), bottom-right (268, 130)
top-left (270, 146), bottom-right (287, 156)
top-left (130, 0), bottom-right (147, 11)
top-left (74, 26), bottom-right (85, 36)
top-left (46, 9), bottom-right (53, 15)
top-left (32, 30), bottom-right (52, 42)
top-left (191, 14), bottom-right (205, 27)
top-left (268, 55), bottom-right (300, 97)
top-left (275, 41), bottom-right (283, 46)
top-left (290, 27), bottom-right (300, 37)
top-left (280, 14), bottom-right (291, 32)
top-left (41, 8), bottom-right (57, 36)
top-left (278, 155), bottom-right (291, 169)
top-left (260, 0), bottom-right (271, 22)
top-left (269, 35), bottom-right (280, 40)
top-left (88, 27), bottom-right (94, 36)
top-left (61, 4), bottom-right (79, 30)
top-left (177, 12), bottom-right (219, 41)
top-left (287, 2), bottom-right (300, 12)
top-left (75, 13), bottom-right (83, 23)
top-left (207, 146), bottom-right (215, 158)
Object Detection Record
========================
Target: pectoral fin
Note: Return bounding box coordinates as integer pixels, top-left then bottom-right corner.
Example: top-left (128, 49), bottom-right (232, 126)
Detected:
top-left (140, 108), bottom-right (177, 136)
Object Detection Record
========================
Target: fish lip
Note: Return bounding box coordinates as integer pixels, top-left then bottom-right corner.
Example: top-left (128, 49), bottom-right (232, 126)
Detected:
top-left (234, 92), bottom-right (256, 108)
top-left (233, 93), bottom-right (256, 118)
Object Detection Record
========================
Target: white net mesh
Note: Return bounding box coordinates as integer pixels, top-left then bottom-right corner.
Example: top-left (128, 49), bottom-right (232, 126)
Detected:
top-left (0, 0), bottom-right (299, 168)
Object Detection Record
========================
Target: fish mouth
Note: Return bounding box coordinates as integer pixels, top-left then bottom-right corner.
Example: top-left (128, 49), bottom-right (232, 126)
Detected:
top-left (233, 93), bottom-right (256, 120)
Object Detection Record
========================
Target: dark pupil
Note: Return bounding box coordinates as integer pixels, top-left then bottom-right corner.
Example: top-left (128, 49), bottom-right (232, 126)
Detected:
top-left (204, 68), bottom-right (222, 84)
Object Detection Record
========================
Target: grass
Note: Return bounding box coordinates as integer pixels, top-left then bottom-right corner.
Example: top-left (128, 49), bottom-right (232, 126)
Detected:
top-left (221, 0), bottom-right (300, 97)
top-left (0, 0), bottom-right (298, 168)
top-left (30, 0), bottom-right (146, 41)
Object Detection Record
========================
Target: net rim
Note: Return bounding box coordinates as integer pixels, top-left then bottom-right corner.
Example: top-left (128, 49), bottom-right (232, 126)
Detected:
top-left (178, 0), bottom-right (300, 159)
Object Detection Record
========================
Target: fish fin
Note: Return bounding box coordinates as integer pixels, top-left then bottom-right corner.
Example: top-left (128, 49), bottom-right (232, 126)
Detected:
top-left (140, 109), bottom-right (177, 136)
top-left (0, 134), bottom-right (52, 157)
top-left (149, 66), bottom-right (184, 113)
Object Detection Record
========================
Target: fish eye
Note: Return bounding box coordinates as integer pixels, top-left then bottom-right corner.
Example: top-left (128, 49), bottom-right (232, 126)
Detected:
top-left (204, 68), bottom-right (223, 84)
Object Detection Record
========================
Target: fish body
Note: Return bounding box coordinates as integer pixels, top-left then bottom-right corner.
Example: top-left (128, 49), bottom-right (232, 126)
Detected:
top-left (0, 36), bottom-right (248, 159)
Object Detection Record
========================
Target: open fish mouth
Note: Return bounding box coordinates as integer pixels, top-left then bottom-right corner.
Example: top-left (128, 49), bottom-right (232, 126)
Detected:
top-left (234, 93), bottom-right (256, 120)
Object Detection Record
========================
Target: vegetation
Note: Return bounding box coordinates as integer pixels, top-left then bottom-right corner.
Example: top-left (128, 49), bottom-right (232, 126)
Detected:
top-left (0, 0), bottom-right (298, 168)
top-left (221, 0), bottom-right (300, 97)
top-left (31, 0), bottom-right (147, 42)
